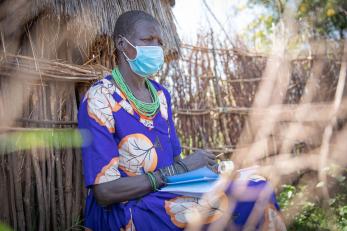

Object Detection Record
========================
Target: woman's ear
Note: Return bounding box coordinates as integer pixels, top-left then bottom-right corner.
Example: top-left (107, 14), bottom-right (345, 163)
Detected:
top-left (116, 36), bottom-right (126, 53)
top-left (116, 35), bottom-right (137, 60)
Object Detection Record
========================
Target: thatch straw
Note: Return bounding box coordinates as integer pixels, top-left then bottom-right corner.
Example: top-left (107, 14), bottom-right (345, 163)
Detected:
top-left (0, 0), bottom-right (180, 66)
top-left (38, 0), bottom-right (179, 50)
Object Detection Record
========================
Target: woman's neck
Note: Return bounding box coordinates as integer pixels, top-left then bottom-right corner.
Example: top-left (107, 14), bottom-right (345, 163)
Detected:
top-left (118, 60), bottom-right (146, 91)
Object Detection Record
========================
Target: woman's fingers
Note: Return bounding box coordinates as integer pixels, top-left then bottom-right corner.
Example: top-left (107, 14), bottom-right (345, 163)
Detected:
top-left (196, 149), bottom-right (215, 159)
top-left (207, 158), bottom-right (217, 167)
top-left (183, 150), bottom-right (217, 170)
top-left (205, 152), bottom-right (216, 159)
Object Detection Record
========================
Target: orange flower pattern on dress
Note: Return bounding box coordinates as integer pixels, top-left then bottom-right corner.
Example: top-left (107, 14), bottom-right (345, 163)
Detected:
top-left (121, 216), bottom-right (136, 231)
top-left (165, 193), bottom-right (229, 228)
top-left (118, 133), bottom-right (158, 175)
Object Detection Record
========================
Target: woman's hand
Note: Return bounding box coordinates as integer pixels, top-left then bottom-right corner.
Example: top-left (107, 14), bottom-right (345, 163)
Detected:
top-left (181, 150), bottom-right (216, 171)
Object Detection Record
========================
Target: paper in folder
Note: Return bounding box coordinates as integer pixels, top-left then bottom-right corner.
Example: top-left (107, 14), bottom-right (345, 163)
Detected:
top-left (159, 165), bottom-right (260, 197)
top-left (159, 167), bottom-right (219, 197)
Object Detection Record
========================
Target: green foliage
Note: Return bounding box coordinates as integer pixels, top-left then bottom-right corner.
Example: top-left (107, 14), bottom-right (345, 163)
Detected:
top-left (245, 14), bottom-right (275, 50)
top-left (243, 0), bottom-right (347, 50)
top-left (297, 0), bottom-right (347, 39)
top-left (278, 184), bottom-right (296, 209)
top-left (0, 128), bottom-right (84, 153)
top-left (248, 0), bottom-right (347, 36)
top-left (277, 169), bottom-right (347, 230)
top-left (290, 203), bottom-right (329, 230)
top-left (0, 223), bottom-right (13, 231)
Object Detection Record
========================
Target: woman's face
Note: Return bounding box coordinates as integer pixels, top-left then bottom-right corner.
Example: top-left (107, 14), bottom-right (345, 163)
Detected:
top-left (122, 20), bottom-right (164, 60)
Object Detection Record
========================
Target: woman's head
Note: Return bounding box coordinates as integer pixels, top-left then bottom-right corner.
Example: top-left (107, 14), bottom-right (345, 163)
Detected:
top-left (113, 10), bottom-right (164, 62)
top-left (113, 10), bottom-right (164, 77)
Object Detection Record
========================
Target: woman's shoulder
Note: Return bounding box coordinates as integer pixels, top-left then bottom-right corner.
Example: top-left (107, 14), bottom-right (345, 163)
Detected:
top-left (82, 74), bottom-right (121, 101)
top-left (79, 74), bottom-right (123, 117)
top-left (86, 74), bottom-right (114, 93)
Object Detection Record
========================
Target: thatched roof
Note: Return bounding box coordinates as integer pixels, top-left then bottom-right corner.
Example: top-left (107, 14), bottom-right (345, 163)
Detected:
top-left (0, 0), bottom-right (180, 63)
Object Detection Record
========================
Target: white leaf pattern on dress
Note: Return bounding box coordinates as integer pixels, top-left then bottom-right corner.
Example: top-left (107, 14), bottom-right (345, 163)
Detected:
top-left (165, 193), bottom-right (229, 228)
top-left (158, 90), bottom-right (168, 121)
top-left (95, 157), bottom-right (121, 184)
top-left (119, 99), bottom-right (134, 115)
top-left (84, 78), bottom-right (118, 133)
top-left (140, 117), bottom-right (154, 129)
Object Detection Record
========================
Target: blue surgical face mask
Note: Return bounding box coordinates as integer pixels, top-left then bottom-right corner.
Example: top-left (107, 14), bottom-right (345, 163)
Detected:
top-left (122, 36), bottom-right (164, 78)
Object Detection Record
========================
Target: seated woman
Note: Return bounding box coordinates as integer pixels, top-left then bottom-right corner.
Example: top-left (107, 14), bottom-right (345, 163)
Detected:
top-left (78, 10), bottom-right (286, 231)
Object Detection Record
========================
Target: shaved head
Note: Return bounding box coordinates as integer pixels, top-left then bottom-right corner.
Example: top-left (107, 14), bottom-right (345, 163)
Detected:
top-left (113, 10), bottom-right (160, 42)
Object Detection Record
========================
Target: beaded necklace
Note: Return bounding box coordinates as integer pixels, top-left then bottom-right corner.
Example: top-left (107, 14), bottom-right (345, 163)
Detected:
top-left (112, 68), bottom-right (159, 118)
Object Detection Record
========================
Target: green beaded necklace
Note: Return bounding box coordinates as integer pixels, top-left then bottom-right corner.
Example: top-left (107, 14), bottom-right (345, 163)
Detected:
top-left (112, 68), bottom-right (160, 118)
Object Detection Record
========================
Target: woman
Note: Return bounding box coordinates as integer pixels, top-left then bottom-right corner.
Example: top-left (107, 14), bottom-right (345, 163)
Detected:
top-left (78, 10), bottom-right (286, 231)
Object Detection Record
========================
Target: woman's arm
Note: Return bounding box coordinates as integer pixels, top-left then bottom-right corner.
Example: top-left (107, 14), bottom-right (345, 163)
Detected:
top-left (93, 150), bottom-right (216, 206)
top-left (93, 172), bottom-right (163, 206)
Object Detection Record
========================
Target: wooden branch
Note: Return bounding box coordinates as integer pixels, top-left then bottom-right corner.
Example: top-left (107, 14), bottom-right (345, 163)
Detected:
top-left (181, 41), bottom-right (346, 61)
top-left (174, 101), bottom-right (347, 121)
top-left (18, 118), bottom-right (77, 125)
top-left (12, 152), bottom-right (25, 231)
top-left (23, 151), bottom-right (32, 230)
top-left (0, 54), bottom-right (107, 82)
top-left (31, 148), bottom-right (45, 231)
top-left (8, 155), bottom-right (18, 231)
top-left (181, 145), bottom-right (234, 154)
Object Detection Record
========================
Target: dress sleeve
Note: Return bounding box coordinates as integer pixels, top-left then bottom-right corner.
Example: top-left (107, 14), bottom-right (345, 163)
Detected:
top-left (163, 89), bottom-right (182, 157)
top-left (78, 82), bottom-right (121, 187)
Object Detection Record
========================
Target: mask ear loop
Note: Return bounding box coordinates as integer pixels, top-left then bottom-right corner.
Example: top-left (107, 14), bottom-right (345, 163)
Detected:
top-left (120, 35), bottom-right (137, 61)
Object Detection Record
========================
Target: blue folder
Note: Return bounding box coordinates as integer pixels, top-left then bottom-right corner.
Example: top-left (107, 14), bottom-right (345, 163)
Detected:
top-left (159, 165), bottom-right (261, 197)
top-left (159, 167), bottom-right (219, 197)
top-left (166, 166), bottom-right (219, 183)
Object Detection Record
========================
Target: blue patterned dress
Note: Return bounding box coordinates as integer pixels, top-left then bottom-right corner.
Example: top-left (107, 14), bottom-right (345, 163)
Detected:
top-left (78, 74), bottom-right (286, 231)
